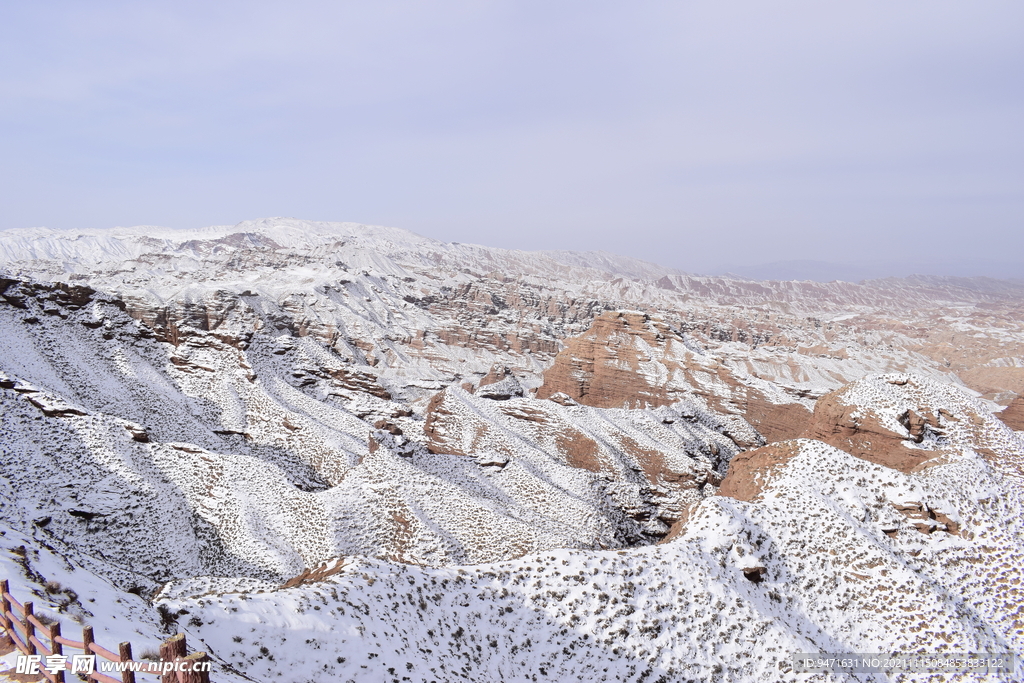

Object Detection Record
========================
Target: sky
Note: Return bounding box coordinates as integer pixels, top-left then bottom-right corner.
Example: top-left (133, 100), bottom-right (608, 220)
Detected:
top-left (1, 1), bottom-right (1022, 278)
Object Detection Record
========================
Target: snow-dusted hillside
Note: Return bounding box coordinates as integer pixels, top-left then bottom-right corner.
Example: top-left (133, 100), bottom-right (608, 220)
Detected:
top-left (155, 432), bottom-right (1024, 682)
top-left (2, 219), bottom-right (1023, 682)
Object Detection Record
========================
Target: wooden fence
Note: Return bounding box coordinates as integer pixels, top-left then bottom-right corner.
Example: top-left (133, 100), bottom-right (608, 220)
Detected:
top-left (1, 579), bottom-right (211, 683)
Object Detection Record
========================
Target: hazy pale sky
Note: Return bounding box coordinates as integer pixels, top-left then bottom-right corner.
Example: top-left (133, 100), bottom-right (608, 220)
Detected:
top-left (1, 1), bottom-right (1022, 275)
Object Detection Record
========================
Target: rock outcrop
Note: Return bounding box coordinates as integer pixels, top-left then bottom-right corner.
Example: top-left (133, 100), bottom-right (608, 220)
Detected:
top-left (1000, 395), bottom-right (1024, 431)
top-left (537, 310), bottom-right (811, 443)
top-left (536, 311), bottom-right (680, 408)
top-left (799, 373), bottom-right (1024, 477)
top-left (717, 440), bottom-right (803, 501)
top-left (799, 388), bottom-right (936, 473)
top-left (734, 391), bottom-right (811, 444)
top-left (475, 364), bottom-right (525, 400)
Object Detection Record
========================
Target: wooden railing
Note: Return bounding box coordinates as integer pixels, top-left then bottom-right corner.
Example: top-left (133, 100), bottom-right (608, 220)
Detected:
top-left (0, 579), bottom-right (211, 683)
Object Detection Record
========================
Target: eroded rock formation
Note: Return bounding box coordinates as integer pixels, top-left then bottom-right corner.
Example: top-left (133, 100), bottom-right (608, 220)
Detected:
top-left (536, 310), bottom-right (811, 443)
top-left (3, 221), bottom-right (1024, 683)
top-left (717, 441), bottom-right (803, 501)
top-left (1000, 395), bottom-right (1024, 431)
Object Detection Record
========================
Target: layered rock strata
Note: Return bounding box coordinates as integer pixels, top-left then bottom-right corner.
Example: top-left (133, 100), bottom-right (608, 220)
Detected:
top-left (537, 310), bottom-right (812, 444)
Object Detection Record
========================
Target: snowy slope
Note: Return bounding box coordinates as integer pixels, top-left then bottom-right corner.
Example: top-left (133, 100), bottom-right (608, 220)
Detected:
top-left (1, 219), bottom-right (1023, 682)
top-left (156, 415), bottom-right (1024, 682)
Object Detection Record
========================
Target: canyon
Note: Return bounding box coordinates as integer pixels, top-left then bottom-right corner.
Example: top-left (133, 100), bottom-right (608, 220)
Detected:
top-left (1, 218), bottom-right (1022, 682)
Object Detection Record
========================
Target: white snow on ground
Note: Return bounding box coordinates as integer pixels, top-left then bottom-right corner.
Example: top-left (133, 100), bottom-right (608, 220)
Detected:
top-left (1, 219), bottom-right (1022, 682)
top-left (3, 373), bottom-right (1022, 682)
top-left (0, 291), bottom-right (741, 578)
top-left (156, 433), bottom-right (1024, 682)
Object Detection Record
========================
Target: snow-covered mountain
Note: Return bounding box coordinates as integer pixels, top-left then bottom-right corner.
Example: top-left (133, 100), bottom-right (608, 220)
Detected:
top-left (1, 219), bottom-right (1023, 682)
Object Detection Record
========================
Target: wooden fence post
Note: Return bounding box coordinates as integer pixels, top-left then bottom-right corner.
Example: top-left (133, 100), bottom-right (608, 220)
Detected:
top-left (0, 580), bottom-right (9, 632)
top-left (177, 652), bottom-right (210, 683)
top-left (24, 601), bottom-right (36, 655)
top-left (82, 625), bottom-right (95, 680)
top-left (118, 642), bottom-right (136, 683)
top-left (50, 622), bottom-right (65, 683)
top-left (159, 633), bottom-right (187, 683)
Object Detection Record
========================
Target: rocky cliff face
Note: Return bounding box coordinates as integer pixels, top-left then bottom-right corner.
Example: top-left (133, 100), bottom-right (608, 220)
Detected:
top-left (536, 310), bottom-right (812, 443)
top-left (1001, 395), bottom-right (1024, 431)
top-left (1, 219), bottom-right (1023, 682)
top-left (798, 373), bottom-right (1024, 476)
top-left (536, 311), bottom-right (684, 409)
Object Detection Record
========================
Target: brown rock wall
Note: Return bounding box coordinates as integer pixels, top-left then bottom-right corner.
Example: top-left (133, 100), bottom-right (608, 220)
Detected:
top-left (479, 364), bottom-right (512, 387)
top-left (538, 310), bottom-right (810, 443)
top-left (960, 366), bottom-right (1024, 403)
top-left (718, 441), bottom-right (803, 502)
top-left (799, 390), bottom-right (934, 473)
top-left (744, 394), bottom-right (812, 444)
top-left (536, 311), bottom-right (675, 409)
top-left (999, 396), bottom-right (1024, 431)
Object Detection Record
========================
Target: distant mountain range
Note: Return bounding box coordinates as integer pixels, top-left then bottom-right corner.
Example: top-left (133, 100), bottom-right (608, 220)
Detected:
top-left (716, 258), bottom-right (1024, 283)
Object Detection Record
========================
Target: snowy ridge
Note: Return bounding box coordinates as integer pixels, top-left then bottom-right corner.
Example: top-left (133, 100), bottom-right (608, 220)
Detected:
top-left (4, 218), bottom-right (1024, 311)
top-left (0, 219), bottom-right (679, 286)
top-left (154, 427), bottom-right (1024, 682)
top-left (0, 282), bottom-right (741, 579)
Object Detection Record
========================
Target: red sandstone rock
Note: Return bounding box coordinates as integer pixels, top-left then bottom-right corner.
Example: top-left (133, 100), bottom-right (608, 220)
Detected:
top-left (479, 364), bottom-right (512, 387)
top-left (537, 310), bottom-right (810, 442)
top-left (743, 394), bottom-right (812, 444)
top-left (798, 389), bottom-right (934, 473)
top-left (537, 311), bottom-right (675, 409)
top-left (998, 396), bottom-right (1024, 431)
top-left (718, 441), bottom-right (803, 501)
